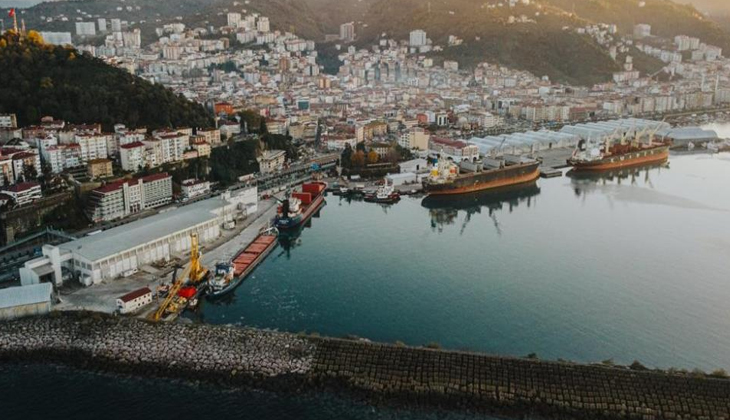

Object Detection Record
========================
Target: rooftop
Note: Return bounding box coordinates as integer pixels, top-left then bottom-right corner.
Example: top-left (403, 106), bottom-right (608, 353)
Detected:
top-left (0, 283), bottom-right (52, 310)
top-left (58, 194), bottom-right (233, 262)
top-left (3, 182), bottom-right (41, 193)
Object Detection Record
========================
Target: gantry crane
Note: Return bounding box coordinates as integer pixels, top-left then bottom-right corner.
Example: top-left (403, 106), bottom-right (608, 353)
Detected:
top-left (151, 233), bottom-right (209, 321)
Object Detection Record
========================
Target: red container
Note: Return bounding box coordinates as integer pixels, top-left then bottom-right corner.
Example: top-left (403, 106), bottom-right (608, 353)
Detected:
top-left (302, 183), bottom-right (324, 195)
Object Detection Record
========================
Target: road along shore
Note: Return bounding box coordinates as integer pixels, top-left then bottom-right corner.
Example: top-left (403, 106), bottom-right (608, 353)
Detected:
top-left (1, 313), bottom-right (728, 420)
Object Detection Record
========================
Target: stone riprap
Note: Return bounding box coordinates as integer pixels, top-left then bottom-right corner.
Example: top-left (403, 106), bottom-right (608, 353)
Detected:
top-left (1, 314), bottom-right (729, 420)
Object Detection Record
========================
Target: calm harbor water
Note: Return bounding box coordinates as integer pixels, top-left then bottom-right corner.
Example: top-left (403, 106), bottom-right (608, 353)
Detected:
top-left (3, 149), bottom-right (730, 419)
top-left (201, 151), bottom-right (730, 372)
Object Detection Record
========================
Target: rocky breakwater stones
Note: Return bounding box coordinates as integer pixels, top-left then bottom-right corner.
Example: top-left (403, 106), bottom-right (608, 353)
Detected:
top-left (0, 314), bottom-right (315, 385)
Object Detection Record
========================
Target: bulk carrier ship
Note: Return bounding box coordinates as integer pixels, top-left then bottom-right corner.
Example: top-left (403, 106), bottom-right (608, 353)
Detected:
top-left (422, 156), bottom-right (540, 196)
top-left (207, 227), bottom-right (278, 298)
top-left (567, 135), bottom-right (670, 172)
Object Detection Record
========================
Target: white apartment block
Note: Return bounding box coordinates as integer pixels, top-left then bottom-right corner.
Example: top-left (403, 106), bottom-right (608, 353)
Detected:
top-left (119, 142), bottom-right (146, 172)
top-left (86, 173), bottom-right (172, 222)
top-left (75, 134), bottom-right (110, 163)
top-left (227, 12), bottom-right (241, 27)
top-left (75, 22), bottom-right (97, 36)
top-left (257, 17), bottom-right (270, 33)
top-left (39, 32), bottom-right (73, 46)
top-left (410, 30), bottom-right (427, 47)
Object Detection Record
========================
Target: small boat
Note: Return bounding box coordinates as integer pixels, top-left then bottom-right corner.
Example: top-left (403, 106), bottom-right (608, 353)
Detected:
top-left (364, 178), bottom-right (401, 204)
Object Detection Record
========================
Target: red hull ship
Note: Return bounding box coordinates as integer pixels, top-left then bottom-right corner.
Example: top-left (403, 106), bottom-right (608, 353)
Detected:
top-left (568, 138), bottom-right (670, 172)
top-left (275, 181), bottom-right (327, 229)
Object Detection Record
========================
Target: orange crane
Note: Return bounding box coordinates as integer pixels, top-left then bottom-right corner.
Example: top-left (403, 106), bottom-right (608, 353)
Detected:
top-left (151, 233), bottom-right (209, 321)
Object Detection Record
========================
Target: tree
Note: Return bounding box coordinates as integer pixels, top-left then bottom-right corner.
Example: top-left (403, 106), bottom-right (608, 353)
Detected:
top-left (340, 143), bottom-right (353, 168)
top-left (23, 164), bottom-right (38, 182)
top-left (351, 150), bottom-right (365, 167)
top-left (367, 150), bottom-right (379, 164)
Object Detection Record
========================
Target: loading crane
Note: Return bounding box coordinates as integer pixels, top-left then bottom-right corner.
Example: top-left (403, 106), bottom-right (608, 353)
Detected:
top-left (150, 233), bottom-right (209, 322)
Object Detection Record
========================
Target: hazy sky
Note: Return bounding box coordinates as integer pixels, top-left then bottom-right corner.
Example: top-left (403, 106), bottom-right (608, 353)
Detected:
top-left (673, 1), bottom-right (730, 14)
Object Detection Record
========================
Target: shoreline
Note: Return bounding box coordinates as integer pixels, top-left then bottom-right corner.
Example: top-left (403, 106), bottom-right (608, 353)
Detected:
top-left (2, 313), bottom-right (729, 420)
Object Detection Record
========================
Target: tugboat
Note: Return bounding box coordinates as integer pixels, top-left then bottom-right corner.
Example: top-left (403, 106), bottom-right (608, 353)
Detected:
top-left (364, 178), bottom-right (401, 204)
top-left (207, 262), bottom-right (235, 295)
top-left (275, 182), bottom-right (327, 230)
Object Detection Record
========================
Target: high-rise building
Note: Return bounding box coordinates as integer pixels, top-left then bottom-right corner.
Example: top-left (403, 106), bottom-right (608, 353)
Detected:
top-left (227, 12), bottom-right (241, 27)
top-left (110, 18), bottom-right (122, 32)
top-left (122, 29), bottom-right (141, 49)
top-left (97, 18), bottom-right (107, 32)
top-left (340, 22), bottom-right (355, 42)
top-left (39, 32), bottom-right (73, 46)
top-left (257, 17), bottom-right (270, 33)
top-left (75, 22), bottom-right (97, 37)
top-left (633, 24), bottom-right (651, 39)
top-left (409, 29), bottom-right (427, 47)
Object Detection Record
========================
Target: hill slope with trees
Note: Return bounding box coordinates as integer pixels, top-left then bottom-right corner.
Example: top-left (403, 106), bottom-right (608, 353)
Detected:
top-left (0, 31), bottom-right (213, 129)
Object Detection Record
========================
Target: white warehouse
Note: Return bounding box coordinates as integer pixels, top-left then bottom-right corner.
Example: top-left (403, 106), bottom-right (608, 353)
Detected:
top-left (20, 187), bottom-right (258, 286)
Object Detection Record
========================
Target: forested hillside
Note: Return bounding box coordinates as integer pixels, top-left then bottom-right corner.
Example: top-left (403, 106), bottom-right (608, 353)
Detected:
top-left (0, 31), bottom-right (213, 129)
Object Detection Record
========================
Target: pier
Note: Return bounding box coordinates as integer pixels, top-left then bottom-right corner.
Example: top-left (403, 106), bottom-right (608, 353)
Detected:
top-left (1, 314), bottom-right (728, 420)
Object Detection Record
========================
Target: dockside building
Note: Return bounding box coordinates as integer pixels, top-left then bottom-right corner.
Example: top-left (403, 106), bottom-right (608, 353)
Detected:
top-left (20, 187), bottom-right (258, 286)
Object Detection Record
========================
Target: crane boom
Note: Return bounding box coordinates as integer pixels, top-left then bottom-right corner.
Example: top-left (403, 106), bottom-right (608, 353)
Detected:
top-left (150, 232), bottom-right (208, 321)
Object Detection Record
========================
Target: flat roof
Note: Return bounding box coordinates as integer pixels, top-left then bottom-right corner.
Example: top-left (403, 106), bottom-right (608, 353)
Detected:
top-left (0, 283), bottom-right (52, 309)
top-left (58, 196), bottom-right (231, 262)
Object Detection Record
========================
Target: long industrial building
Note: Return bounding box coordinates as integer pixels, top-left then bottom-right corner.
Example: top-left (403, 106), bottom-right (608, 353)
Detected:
top-left (20, 187), bottom-right (257, 286)
top-left (468, 118), bottom-right (671, 156)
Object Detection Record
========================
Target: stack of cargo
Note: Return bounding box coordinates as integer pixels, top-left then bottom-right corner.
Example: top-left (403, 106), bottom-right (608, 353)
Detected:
top-left (230, 234), bottom-right (278, 277)
top-left (303, 183), bottom-right (325, 195)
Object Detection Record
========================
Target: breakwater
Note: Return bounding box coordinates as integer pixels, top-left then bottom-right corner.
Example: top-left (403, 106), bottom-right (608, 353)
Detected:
top-left (1, 314), bottom-right (729, 420)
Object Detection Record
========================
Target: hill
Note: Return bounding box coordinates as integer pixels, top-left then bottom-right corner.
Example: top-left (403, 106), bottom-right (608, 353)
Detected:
top-left (0, 31), bottom-right (213, 130)
top-left (311, 0), bottom-right (730, 85)
top-left (5, 0), bottom-right (730, 86)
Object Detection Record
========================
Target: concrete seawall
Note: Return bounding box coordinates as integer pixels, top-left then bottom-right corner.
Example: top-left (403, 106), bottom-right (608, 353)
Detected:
top-left (1, 314), bottom-right (729, 420)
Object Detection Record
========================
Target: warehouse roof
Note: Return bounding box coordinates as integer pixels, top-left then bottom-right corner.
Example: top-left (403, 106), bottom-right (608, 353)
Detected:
top-left (0, 283), bottom-right (52, 310)
top-left (58, 196), bottom-right (230, 262)
top-left (656, 127), bottom-right (718, 141)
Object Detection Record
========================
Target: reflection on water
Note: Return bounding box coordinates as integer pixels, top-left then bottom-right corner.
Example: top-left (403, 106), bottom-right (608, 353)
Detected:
top-left (421, 183), bottom-right (541, 234)
top-left (567, 162), bottom-right (668, 197)
top-left (277, 205), bottom-right (326, 256)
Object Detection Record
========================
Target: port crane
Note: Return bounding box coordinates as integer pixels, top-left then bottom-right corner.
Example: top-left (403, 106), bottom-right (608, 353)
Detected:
top-left (150, 233), bottom-right (208, 321)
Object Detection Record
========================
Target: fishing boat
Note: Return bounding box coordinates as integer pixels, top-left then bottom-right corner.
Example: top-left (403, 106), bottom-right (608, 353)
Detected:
top-left (364, 178), bottom-right (401, 204)
top-left (274, 181), bottom-right (327, 229)
top-left (207, 227), bottom-right (279, 298)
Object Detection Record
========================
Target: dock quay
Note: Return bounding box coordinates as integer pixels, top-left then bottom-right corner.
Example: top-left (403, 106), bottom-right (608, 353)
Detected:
top-left (539, 168), bottom-right (563, 178)
top-left (2, 313), bottom-right (729, 420)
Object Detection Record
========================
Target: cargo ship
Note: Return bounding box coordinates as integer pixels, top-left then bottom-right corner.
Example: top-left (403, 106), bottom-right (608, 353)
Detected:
top-left (422, 156), bottom-right (540, 196)
top-left (567, 138), bottom-right (669, 172)
top-left (207, 227), bottom-right (278, 298)
top-left (274, 181), bottom-right (327, 229)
